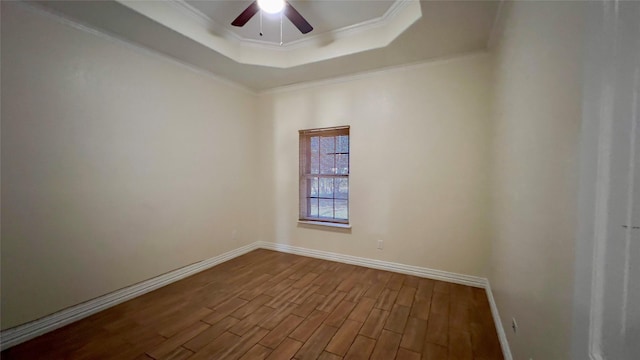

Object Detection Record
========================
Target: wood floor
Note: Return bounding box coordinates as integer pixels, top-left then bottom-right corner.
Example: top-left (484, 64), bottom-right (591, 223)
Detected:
top-left (2, 249), bottom-right (504, 360)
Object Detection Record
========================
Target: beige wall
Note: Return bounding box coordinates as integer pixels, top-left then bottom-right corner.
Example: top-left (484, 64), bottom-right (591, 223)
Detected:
top-left (258, 54), bottom-right (493, 277)
top-left (1, 2), bottom-right (259, 329)
top-left (489, 1), bottom-right (583, 359)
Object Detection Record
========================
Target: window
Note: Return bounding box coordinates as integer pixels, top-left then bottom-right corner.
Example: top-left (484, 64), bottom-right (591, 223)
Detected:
top-left (299, 126), bottom-right (350, 224)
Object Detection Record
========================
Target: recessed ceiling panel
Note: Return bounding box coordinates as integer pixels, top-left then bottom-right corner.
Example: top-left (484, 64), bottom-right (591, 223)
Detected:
top-left (184, 0), bottom-right (395, 44)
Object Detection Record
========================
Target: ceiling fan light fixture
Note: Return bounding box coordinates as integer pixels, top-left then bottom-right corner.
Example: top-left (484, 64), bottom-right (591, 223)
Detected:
top-left (257, 0), bottom-right (285, 14)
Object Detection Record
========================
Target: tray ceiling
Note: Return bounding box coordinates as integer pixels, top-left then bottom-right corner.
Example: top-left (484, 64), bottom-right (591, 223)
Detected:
top-left (28, 0), bottom-right (501, 91)
top-left (183, 0), bottom-right (397, 45)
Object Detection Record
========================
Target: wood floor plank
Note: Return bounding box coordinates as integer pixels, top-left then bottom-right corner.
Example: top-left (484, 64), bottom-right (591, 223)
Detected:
top-left (292, 272), bottom-right (320, 289)
top-left (263, 278), bottom-right (296, 298)
top-left (344, 284), bottom-right (369, 303)
top-left (450, 284), bottom-right (473, 305)
top-left (370, 329), bottom-right (402, 360)
top-left (240, 280), bottom-right (278, 301)
top-left (416, 279), bottom-right (435, 300)
top-left (294, 323), bottom-right (338, 360)
top-left (134, 354), bottom-right (154, 360)
top-left (409, 299), bottom-right (431, 321)
top-left (316, 279), bottom-right (341, 296)
top-left (319, 350), bottom-right (343, 360)
top-left (430, 292), bottom-right (450, 317)
top-left (422, 343), bottom-right (449, 360)
top-left (292, 293), bottom-right (325, 318)
top-left (363, 283), bottom-right (385, 299)
top-left (425, 313), bottom-right (449, 347)
top-left (1, 250), bottom-right (503, 360)
top-left (349, 297), bottom-right (376, 323)
top-left (266, 286), bottom-right (302, 309)
top-left (336, 274), bottom-right (358, 292)
top-left (344, 335), bottom-right (376, 360)
top-left (220, 326), bottom-right (269, 359)
top-left (231, 294), bottom-right (273, 319)
top-left (289, 285), bottom-right (321, 305)
top-left (183, 316), bottom-right (239, 352)
top-left (434, 281), bottom-right (451, 294)
top-left (265, 338), bottom-right (303, 360)
top-left (325, 319), bottom-right (363, 356)
top-left (386, 274), bottom-right (406, 291)
top-left (147, 321), bottom-right (209, 359)
top-left (384, 304), bottom-right (411, 334)
top-left (289, 309), bottom-right (330, 342)
top-left (359, 308), bottom-right (390, 339)
top-left (188, 331), bottom-right (240, 360)
top-left (157, 307), bottom-right (213, 338)
top-left (239, 344), bottom-right (272, 360)
top-left (400, 317), bottom-right (428, 353)
top-left (449, 301), bottom-right (470, 332)
top-left (202, 297), bottom-right (248, 324)
top-left (318, 291), bottom-right (348, 313)
top-left (324, 300), bottom-right (357, 327)
top-left (375, 288), bottom-right (399, 311)
top-left (396, 286), bottom-right (416, 308)
top-left (229, 305), bottom-right (274, 336)
top-left (470, 322), bottom-right (502, 359)
top-left (160, 347), bottom-right (194, 360)
top-left (261, 302), bottom-right (298, 330)
top-left (402, 276), bottom-right (420, 288)
top-left (448, 328), bottom-right (472, 360)
top-left (260, 314), bottom-right (305, 349)
top-left (395, 347), bottom-right (421, 360)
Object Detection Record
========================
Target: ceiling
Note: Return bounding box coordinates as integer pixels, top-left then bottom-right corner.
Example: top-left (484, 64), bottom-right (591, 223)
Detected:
top-left (29, 0), bottom-right (501, 92)
top-left (184, 0), bottom-right (397, 45)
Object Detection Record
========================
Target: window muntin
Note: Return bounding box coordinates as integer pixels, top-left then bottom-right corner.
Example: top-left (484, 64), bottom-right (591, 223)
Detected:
top-left (299, 126), bottom-right (350, 224)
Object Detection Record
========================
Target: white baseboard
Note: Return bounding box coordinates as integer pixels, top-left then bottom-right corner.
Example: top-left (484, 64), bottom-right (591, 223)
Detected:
top-left (256, 241), bottom-right (486, 288)
top-left (484, 280), bottom-right (514, 360)
top-left (1, 240), bottom-right (512, 360)
top-left (0, 242), bottom-right (259, 351)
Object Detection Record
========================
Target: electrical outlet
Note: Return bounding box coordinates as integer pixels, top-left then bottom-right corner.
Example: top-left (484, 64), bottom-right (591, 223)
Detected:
top-left (377, 240), bottom-right (383, 250)
top-left (232, 230), bottom-right (237, 240)
top-left (511, 318), bottom-right (518, 334)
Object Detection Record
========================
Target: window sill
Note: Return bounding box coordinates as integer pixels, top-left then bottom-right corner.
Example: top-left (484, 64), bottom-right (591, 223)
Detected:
top-left (297, 220), bottom-right (352, 229)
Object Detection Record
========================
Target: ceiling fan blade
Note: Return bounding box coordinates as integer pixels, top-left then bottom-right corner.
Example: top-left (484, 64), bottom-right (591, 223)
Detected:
top-left (231, 1), bottom-right (259, 27)
top-left (284, 2), bottom-right (313, 34)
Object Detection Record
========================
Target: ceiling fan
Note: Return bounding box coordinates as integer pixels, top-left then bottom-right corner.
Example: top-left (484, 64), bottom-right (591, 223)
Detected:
top-left (231, 0), bottom-right (313, 34)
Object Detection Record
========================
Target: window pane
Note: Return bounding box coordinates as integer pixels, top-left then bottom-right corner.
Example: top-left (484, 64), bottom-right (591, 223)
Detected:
top-left (300, 127), bottom-right (349, 223)
top-left (335, 178), bottom-right (348, 199)
top-left (319, 177), bottom-right (334, 198)
top-left (311, 136), bottom-right (319, 174)
top-left (320, 154), bottom-right (335, 174)
top-left (335, 200), bottom-right (348, 219)
top-left (309, 177), bottom-right (318, 197)
top-left (336, 154), bottom-right (349, 175)
top-left (320, 136), bottom-right (336, 174)
top-left (319, 198), bottom-right (334, 218)
top-left (336, 135), bottom-right (349, 153)
top-left (309, 197), bottom-right (319, 217)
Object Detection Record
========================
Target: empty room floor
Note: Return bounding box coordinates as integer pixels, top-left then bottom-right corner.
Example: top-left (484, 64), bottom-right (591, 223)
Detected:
top-left (1, 249), bottom-right (503, 360)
